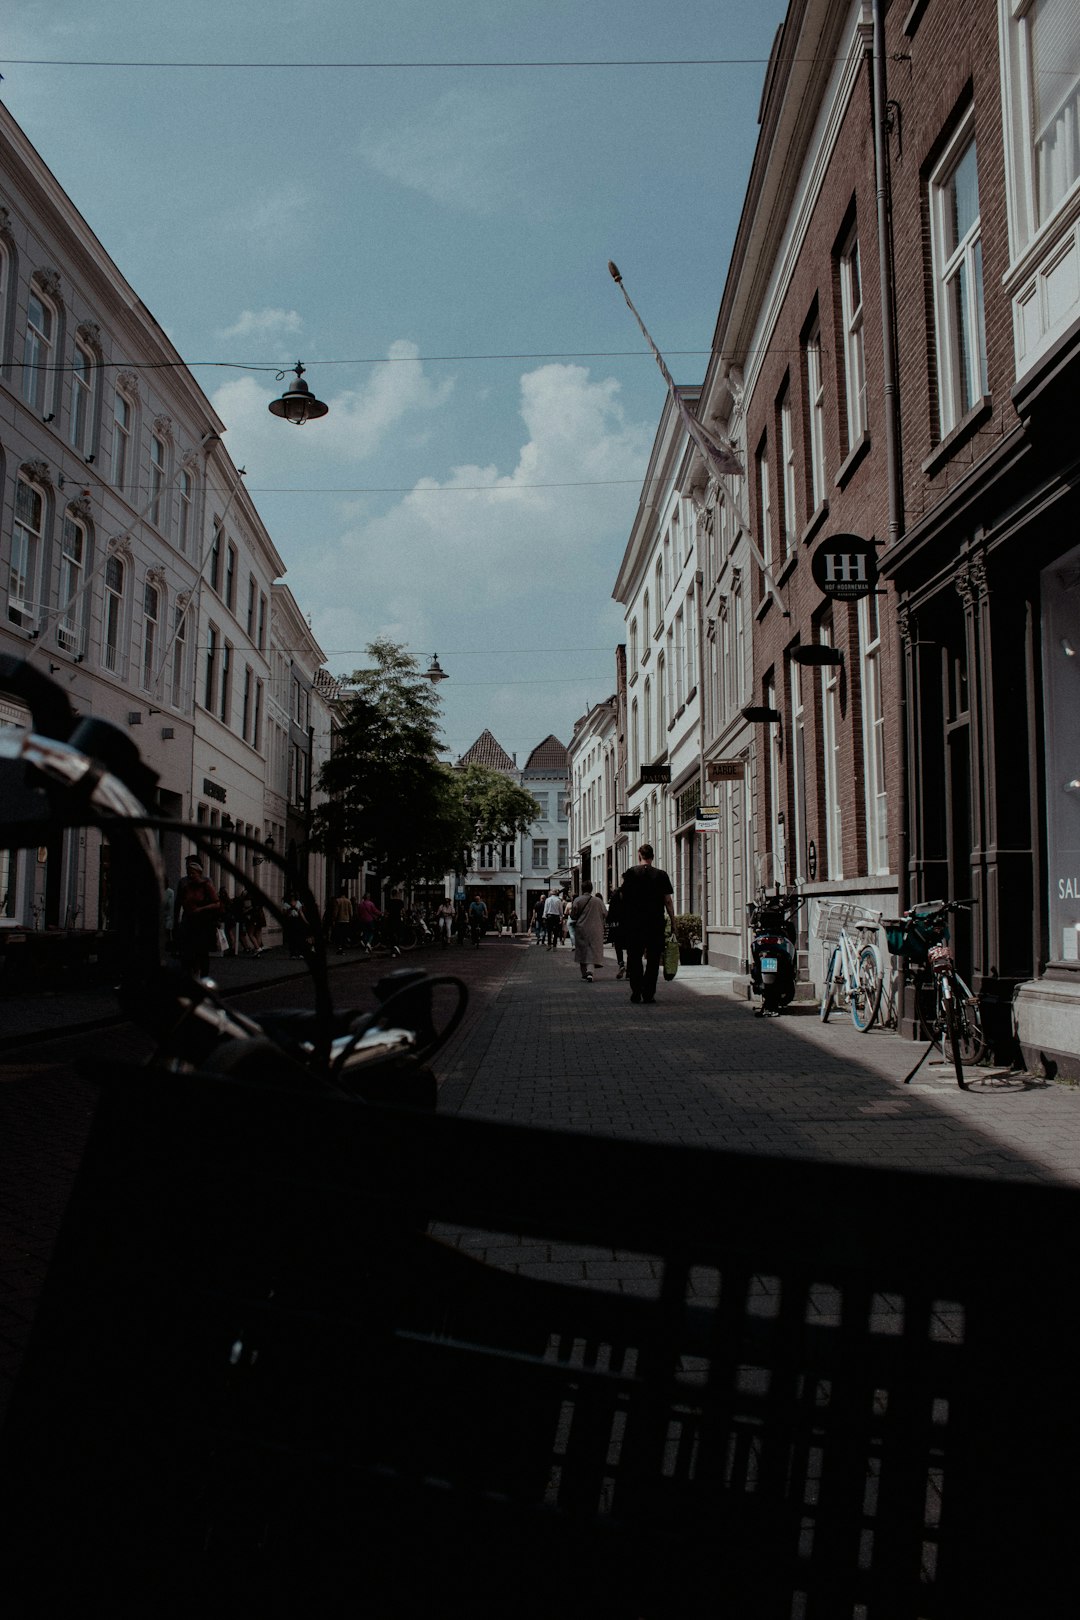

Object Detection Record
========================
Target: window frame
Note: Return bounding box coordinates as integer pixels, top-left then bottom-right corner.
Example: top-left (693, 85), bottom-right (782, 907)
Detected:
top-left (22, 288), bottom-right (56, 418)
top-left (142, 578), bottom-right (161, 691)
top-left (839, 225), bottom-right (867, 451)
top-left (57, 514), bottom-right (87, 652)
top-left (103, 554), bottom-right (126, 674)
top-left (804, 319), bottom-right (827, 512)
top-left (10, 477), bottom-right (46, 627)
top-left (929, 115), bottom-right (988, 434)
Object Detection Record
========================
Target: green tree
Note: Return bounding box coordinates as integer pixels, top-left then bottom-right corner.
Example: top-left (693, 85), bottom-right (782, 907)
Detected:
top-left (451, 764), bottom-right (542, 871)
top-left (311, 639), bottom-right (461, 887)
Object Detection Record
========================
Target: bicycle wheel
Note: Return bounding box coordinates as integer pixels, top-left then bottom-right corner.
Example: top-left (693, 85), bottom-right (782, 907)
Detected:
top-left (941, 983), bottom-right (967, 1088)
top-left (819, 947), bottom-right (839, 1022)
top-left (850, 943), bottom-right (883, 1033)
top-left (395, 923), bottom-right (418, 952)
top-left (953, 995), bottom-right (989, 1067)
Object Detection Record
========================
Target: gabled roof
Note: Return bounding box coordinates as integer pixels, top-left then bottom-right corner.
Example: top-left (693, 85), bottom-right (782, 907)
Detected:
top-left (458, 729), bottom-right (517, 772)
top-left (523, 734), bottom-right (568, 772)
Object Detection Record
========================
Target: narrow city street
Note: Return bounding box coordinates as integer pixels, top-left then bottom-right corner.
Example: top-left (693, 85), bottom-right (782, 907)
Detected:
top-left (2, 933), bottom-right (1078, 1423)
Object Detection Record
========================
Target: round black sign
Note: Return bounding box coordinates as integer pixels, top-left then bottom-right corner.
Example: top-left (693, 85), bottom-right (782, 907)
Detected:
top-left (811, 534), bottom-right (879, 601)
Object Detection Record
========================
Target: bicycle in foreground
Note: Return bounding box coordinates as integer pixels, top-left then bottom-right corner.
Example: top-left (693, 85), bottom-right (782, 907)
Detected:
top-left (882, 899), bottom-right (988, 1087)
top-left (817, 901), bottom-right (884, 1032)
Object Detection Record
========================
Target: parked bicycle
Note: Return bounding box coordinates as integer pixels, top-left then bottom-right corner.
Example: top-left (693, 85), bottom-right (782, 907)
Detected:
top-left (817, 901), bottom-right (884, 1032)
top-left (882, 899), bottom-right (988, 1088)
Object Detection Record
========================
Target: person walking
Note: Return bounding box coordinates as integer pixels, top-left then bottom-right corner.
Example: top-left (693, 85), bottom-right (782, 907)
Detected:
top-left (436, 896), bottom-right (455, 947)
top-left (174, 855), bottom-right (223, 980)
top-left (330, 884), bottom-right (353, 953)
top-left (542, 889), bottom-right (563, 950)
top-left (606, 885), bottom-right (627, 979)
top-left (620, 844), bottom-right (676, 1005)
top-left (468, 895), bottom-right (488, 947)
top-left (570, 882), bottom-right (607, 982)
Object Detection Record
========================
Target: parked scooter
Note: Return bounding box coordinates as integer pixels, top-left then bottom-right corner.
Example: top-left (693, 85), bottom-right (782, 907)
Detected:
top-left (748, 886), bottom-right (803, 1017)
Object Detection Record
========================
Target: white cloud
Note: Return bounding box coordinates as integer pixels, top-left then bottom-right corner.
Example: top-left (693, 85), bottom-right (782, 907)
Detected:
top-left (217, 308), bottom-right (303, 344)
top-left (209, 339), bottom-right (454, 470)
top-left (358, 88), bottom-right (525, 216)
top-left (296, 363), bottom-right (651, 646)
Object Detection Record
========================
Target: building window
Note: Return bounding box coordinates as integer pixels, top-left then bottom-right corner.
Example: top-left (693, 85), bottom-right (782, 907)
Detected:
top-left (22, 290), bottom-right (55, 417)
top-left (819, 621), bottom-right (843, 879)
top-left (780, 387), bottom-right (797, 556)
top-left (103, 555), bottom-right (125, 673)
top-left (643, 590), bottom-right (650, 644)
top-left (220, 640), bottom-right (232, 723)
top-left (629, 617), bottom-right (638, 666)
top-left (226, 542), bottom-right (237, 612)
top-left (656, 558), bottom-right (665, 618)
top-left (57, 516), bottom-right (86, 651)
top-left (931, 121), bottom-right (988, 434)
top-left (247, 574), bottom-right (257, 638)
top-left (757, 438), bottom-right (773, 572)
top-left (558, 839), bottom-right (568, 867)
top-left (532, 839), bottom-right (548, 869)
top-left (804, 319), bottom-right (827, 512)
top-left (558, 793), bottom-right (569, 819)
top-left (204, 623), bottom-right (218, 711)
top-left (839, 226), bottom-right (867, 450)
top-left (149, 434), bottom-right (167, 529)
top-left (257, 592), bottom-right (267, 651)
top-left (657, 652), bottom-right (667, 737)
top-left (210, 524), bottom-right (223, 594)
top-left (253, 677), bottom-right (264, 751)
top-left (1006, 0), bottom-right (1080, 236)
top-left (790, 656), bottom-right (808, 884)
top-left (177, 468), bottom-right (192, 554)
top-left (532, 791), bottom-right (549, 818)
top-left (171, 607), bottom-right (187, 708)
top-left (70, 341), bottom-right (97, 456)
top-left (111, 389), bottom-right (133, 488)
top-left (142, 580), bottom-right (160, 691)
top-left (10, 479), bottom-right (45, 626)
top-left (643, 677), bottom-right (653, 761)
top-left (859, 593), bottom-right (889, 874)
top-left (630, 698), bottom-right (639, 781)
top-left (766, 674), bottom-right (785, 885)
top-left (242, 665), bottom-right (253, 741)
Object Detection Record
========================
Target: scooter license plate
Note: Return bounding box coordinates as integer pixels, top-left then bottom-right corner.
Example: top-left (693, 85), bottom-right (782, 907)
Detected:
top-left (760, 956), bottom-right (778, 974)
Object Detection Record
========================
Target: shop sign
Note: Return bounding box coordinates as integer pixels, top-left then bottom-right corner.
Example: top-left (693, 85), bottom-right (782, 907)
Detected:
top-left (619, 814), bottom-right (641, 832)
top-left (811, 534), bottom-right (879, 601)
top-left (203, 777), bottom-right (227, 803)
top-left (694, 806), bottom-right (723, 833)
top-left (639, 764), bottom-right (672, 784)
top-left (707, 760), bottom-right (744, 782)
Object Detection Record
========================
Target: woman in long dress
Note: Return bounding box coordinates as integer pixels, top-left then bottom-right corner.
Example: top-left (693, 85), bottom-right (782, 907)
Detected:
top-left (570, 882), bottom-right (607, 983)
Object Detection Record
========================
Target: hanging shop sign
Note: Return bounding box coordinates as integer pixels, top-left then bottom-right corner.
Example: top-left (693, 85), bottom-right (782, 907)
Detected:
top-left (694, 805), bottom-right (723, 833)
top-left (811, 534), bottom-right (879, 601)
top-left (639, 764), bottom-right (672, 784)
top-left (619, 814), bottom-right (641, 832)
top-left (707, 760), bottom-right (745, 782)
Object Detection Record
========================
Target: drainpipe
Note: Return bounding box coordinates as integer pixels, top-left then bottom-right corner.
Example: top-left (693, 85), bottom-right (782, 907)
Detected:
top-left (870, 0), bottom-right (908, 915)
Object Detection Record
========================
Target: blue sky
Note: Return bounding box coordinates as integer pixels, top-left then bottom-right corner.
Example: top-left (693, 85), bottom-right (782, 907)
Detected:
top-left (4, 0), bottom-right (787, 761)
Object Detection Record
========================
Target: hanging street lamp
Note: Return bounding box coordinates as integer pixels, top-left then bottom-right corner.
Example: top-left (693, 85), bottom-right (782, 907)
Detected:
top-left (268, 362), bottom-right (329, 426)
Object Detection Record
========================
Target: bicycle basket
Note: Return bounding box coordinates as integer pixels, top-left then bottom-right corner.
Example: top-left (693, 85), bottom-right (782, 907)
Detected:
top-left (883, 915), bottom-right (945, 963)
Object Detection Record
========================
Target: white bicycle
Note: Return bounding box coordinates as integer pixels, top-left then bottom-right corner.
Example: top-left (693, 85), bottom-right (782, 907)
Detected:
top-left (817, 903), bottom-right (884, 1033)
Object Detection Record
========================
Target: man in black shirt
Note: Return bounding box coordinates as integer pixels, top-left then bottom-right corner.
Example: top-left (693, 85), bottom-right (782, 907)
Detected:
top-left (620, 844), bottom-right (676, 1004)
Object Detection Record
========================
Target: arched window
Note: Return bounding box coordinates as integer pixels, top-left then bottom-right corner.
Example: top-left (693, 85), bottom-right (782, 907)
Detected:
top-left (57, 513), bottom-right (88, 652)
top-left (149, 432), bottom-right (169, 530)
top-left (643, 676), bottom-right (652, 761)
top-left (22, 289), bottom-right (57, 417)
top-left (177, 467), bottom-right (193, 554)
top-left (70, 339), bottom-right (99, 457)
top-left (10, 477), bottom-right (45, 627)
top-left (630, 698), bottom-right (639, 782)
top-left (643, 589), bottom-right (650, 644)
top-left (111, 388), bottom-right (134, 489)
top-left (657, 653), bottom-right (666, 736)
top-left (142, 578), bottom-right (161, 690)
top-left (103, 555), bottom-right (126, 673)
top-left (629, 616), bottom-right (638, 666)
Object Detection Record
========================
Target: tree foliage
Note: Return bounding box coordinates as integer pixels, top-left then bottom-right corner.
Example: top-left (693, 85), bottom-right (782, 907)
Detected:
top-left (311, 639), bottom-right (544, 890)
top-left (311, 640), bottom-right (460, 887)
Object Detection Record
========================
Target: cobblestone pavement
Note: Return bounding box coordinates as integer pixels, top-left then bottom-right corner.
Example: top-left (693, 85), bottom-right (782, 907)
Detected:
top-left (2, 933), bottom-right (1077, 1414)
top-left (430, 936), bottom-right (1080, 1292)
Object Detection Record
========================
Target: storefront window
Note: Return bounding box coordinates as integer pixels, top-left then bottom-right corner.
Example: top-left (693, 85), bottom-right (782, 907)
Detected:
top-left (1042, 544), bottom-right (1080, 964)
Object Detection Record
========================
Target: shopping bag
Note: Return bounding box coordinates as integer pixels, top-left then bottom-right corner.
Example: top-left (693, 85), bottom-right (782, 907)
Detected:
top-left (662, 925), bottom-right (679, 982)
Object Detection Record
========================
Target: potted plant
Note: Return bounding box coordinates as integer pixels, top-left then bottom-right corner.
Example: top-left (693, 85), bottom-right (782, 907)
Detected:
top-left (673, 913), bottom-right (703, 966)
